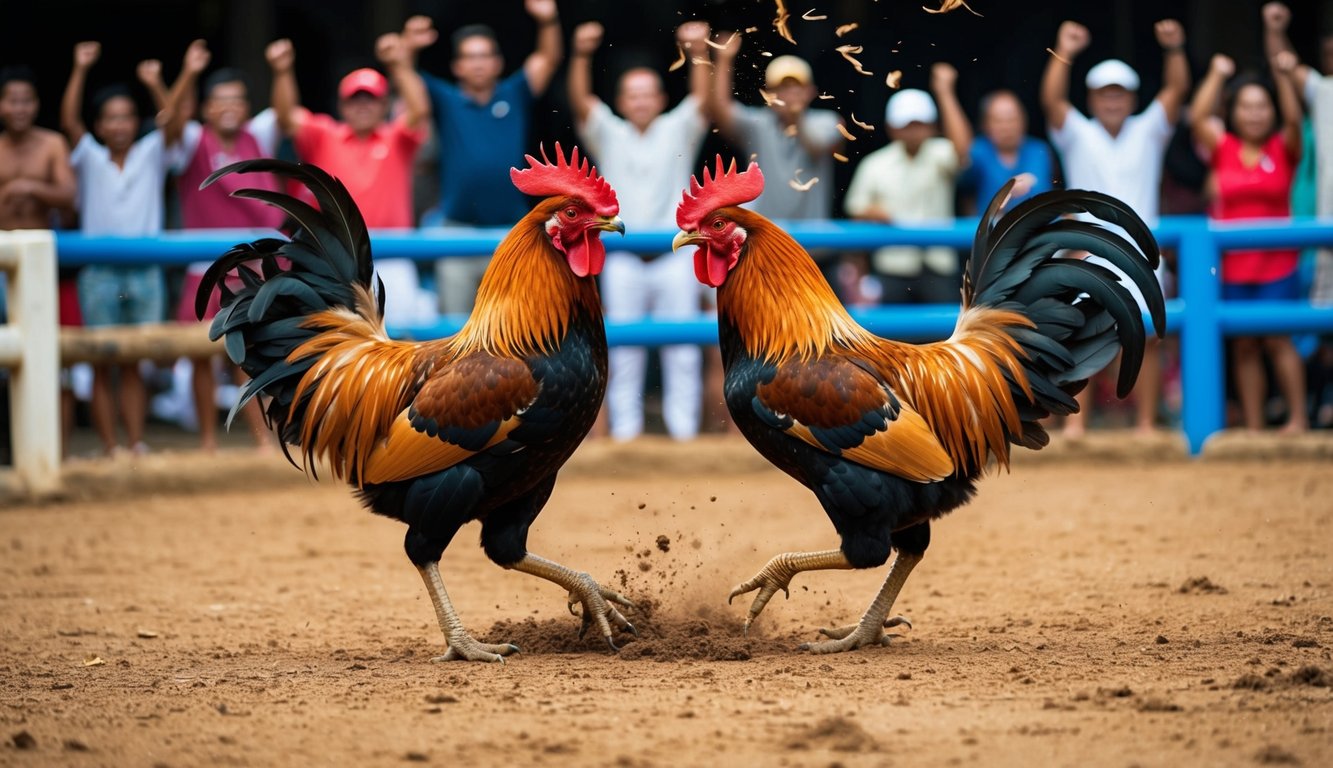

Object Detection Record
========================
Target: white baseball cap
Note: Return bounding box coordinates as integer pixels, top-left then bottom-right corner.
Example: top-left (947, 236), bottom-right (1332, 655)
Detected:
top-left (1085, 59), bottom-right (1140, 91)
top-left (765, 55), bottom-right (813, 88)
top-left (885, 88), bottom-right (938, 129)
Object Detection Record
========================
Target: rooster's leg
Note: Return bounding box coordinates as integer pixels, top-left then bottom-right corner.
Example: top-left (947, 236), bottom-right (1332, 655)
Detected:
top-left (727, 550), bottom-right (853, 634)
top-left (800, 551), bottom-right (922, 654)
top-left (417, 562), bottom-right (520, 663)
top-left (510, 554), bottom-right (637, 650)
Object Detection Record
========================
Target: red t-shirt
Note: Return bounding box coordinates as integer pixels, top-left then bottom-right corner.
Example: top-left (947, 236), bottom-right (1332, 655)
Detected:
top-left (1210, 132), bottom-right (1299, 284)
top-left (293, 110), bottom-right (425, 228)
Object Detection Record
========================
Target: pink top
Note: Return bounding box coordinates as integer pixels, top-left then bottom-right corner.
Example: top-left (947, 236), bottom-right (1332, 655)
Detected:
top-left (1211, 132), bottom-right (1299, 285)
top-left (293, 110), bottom-right (425, 228)
top-left (174, 115), bottom-right (286, 230)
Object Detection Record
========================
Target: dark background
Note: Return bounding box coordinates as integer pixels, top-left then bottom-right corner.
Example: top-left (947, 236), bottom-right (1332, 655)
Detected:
top-left (5, 0), bottom-right (1333, 210)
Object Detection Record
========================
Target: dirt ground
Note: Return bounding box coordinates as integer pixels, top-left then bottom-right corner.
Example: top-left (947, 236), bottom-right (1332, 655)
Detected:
top-left (1, 437), bottom-right (1330, 767)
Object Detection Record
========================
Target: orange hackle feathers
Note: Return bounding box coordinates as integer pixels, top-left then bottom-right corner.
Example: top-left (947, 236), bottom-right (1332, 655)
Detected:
top-left (719, 214), bottom-right (1037, 476)
top-left (677, 156), bottom-right (765, 231)
top-left (511, 142), bottom-right (618, 217)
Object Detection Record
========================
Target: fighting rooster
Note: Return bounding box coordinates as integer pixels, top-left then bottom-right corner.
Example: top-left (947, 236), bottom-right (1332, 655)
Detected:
top-left (673, 158), bottom-right (1164, 654)
top-left (198, 146), bottom-right (633, 663)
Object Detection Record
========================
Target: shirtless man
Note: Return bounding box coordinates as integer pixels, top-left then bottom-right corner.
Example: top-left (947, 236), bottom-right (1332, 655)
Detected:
top-left (0, 67), bottom-right (76, 230)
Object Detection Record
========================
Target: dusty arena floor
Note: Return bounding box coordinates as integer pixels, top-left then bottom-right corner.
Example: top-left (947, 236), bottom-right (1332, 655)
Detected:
top-left (1, 437), bottom-right (1330, 767)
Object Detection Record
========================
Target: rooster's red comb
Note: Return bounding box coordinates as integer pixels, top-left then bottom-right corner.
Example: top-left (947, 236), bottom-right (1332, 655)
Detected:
top-left (676, 156), bottom-right (765, 231)
top-left (510, 142), bottom-right (618, 216)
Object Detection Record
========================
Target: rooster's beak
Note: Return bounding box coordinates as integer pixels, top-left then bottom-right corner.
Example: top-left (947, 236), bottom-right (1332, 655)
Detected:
top-left (597, 215), bottom-right (626, 235)
top-left (672, 230), bottom-right (703, 252)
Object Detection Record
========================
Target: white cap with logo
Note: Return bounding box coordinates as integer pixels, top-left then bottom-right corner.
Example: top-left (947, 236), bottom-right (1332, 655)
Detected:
top-left (1085, 59), bottom-right (1140, 91)
top-left (884, 88), bottom-right (938, 129)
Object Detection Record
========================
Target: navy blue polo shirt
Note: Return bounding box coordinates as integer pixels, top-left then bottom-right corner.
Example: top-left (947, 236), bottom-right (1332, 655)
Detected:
top-left (425, 70), bottom-right (533, 226)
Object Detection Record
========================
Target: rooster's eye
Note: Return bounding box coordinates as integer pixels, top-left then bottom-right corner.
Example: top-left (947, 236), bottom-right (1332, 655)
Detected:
top-left (564, 207), bottom-right (578, 219)
top-left (711, 219), bottom-right (725, 231)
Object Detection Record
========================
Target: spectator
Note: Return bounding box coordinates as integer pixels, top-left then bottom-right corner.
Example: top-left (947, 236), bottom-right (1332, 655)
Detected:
top-left (162, 39), bottom-right (280, 452)
top-left (402, 2), bottom-right (563, 315)
top-left (1040, 19), bottom-right (1191, 436)
top-left (60, 41), bottom-right (184, 457)
top-left (267, 33), bottom-right (430, 324)
top-left (932, 71), bottom-right (1055, 214)
top-left (569, 20), bottom-right (711, 442)
top-left (1190, 51), bottom-right (1307, 433)
top-left (707, 34), bottom-right (843, 220)
top-left (1, 65), bottom-right (77, 458)
top-left (843, 66), bottom-right (969, 305)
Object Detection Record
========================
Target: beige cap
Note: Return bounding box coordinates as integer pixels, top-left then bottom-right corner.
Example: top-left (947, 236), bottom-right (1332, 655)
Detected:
top-left (765, 55), bottom-right (813, 88)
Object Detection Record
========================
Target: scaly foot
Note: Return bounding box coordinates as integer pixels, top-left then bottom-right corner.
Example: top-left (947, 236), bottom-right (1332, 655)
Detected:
top-left (431, 635), bottom-right (521, 664)
top-left (564, 572), bottom-right (638, 650)
top-left (799, 616), bottom-right (911, 654)
top-left (727, 550), bottom-right (852, 635)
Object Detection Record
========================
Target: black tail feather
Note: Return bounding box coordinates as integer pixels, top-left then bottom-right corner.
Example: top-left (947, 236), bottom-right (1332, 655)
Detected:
top-left (966, 186), bottom-right (1165, 426)
top-left (196, 159), bottom-right (379, 459)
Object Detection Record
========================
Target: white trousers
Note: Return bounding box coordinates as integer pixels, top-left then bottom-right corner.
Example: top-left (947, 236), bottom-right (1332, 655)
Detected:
top-left (601, 248), bottom-right (702, 441)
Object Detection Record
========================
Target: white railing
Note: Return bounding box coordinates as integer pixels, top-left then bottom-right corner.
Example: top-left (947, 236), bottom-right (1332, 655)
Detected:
top-left (0, 230), bottom-right (60, 496)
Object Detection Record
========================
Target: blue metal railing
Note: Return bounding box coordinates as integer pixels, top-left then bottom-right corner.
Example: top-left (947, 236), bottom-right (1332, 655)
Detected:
top-left (51, 216), bottom-right (1333, 454)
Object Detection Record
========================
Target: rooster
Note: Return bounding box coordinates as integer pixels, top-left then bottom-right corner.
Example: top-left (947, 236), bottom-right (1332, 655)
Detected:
top-left (197, 146), bottom-right (634, 663)
top-left (673, 158), bottom-right (1165, 654)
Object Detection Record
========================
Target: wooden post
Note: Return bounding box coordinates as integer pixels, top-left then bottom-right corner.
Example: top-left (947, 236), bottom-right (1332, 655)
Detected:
top-left (0, 231), bottom-right (61, 496)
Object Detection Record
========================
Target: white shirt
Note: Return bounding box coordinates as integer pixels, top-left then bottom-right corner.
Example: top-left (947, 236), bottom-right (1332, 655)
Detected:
top-left (70, 130), bottom-right (171, 236)
top-left (845, 137), bottom-right (960, 276)
top-left (578, 96), bottom-right (708, 230)
top-left (166, 108), bottom-right (281, 173)
top-left (731, 106), bottom-right (842, 220)
top-left (1049, 99), bottom-right (1172, 224)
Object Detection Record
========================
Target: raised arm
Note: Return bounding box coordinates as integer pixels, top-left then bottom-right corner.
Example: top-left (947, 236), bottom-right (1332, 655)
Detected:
top-left (61, 41), bottom-right (100, 145)
top-left (266, 38), bottom-right (304, 137)
top-left (677, 21), bottom-right (712, 110)
top-left (1273, 51), bottom-right (1306, 159)
top-left (930, 62), bottom-right (972, 167)
top-left (706, 30), bottom-right (742, 139)
top-left (522, 0), bottom-right (562, 97)
top-left (1189, 54), bottom-right (1232, 156)
top-left (377, 32), bottom-right (430, 132)
top-left (1153, 19), bottom-right (1191, 124)
top-left (136, 59), bottom-right (169, 114)
top-left (1263, 3), bottom-right (1315, 96)
top-left (159, 39), bottom-right (210, 144)
top-left (567, 22), bottom-right (602, 127)
top-left (1040, 22), bottom-right (1089, 131)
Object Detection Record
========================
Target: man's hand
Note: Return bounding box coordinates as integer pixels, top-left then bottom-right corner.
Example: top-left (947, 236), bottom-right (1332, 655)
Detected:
top-left (73, 42), bottom-right (101, 71)
top-left (135, 59), bottom-right (163, 88)
top-left (1154, 19), bottom-right (1185, 50)
top-left (182, 39), bottom-right (211, 75)
top-left (376, 33), bottom-right (407, 68)
top-left (525, 0), bottom-right (558, 24)
top-left (0, 178), bottom-right (34, 206)
top-left (1209, 53), bottom-right (1235, 78)
top-left (1055, 22), bottom-right (1090, 59)
top-left (1263, 2), bottom-right (1292, 32)
top-left (1273, 50), bottom-right (1299, 76)
top-left (713, 30), bottom-right (742, 61)
top-left (572, 22), bottom-right (603, 57)
top-left (677, 21), bottom-right (711, 52)
top-left (266, 39), bottom-right (295, 73)
top-left (930, 61), bottom-right (958, 93)
top-left (401, 15), bottom-right (438, 54)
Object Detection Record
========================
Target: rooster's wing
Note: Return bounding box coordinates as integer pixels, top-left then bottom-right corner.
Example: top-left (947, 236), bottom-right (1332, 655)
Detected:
top-left (752, 355), bottom-right (954, 483)
top-left (361, 352), bottom-right (540, 484)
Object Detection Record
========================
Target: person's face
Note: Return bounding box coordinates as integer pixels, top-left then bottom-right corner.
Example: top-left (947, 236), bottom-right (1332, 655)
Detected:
top-left (890, 121), bottom-right (935, 154)
top-left (982, 92), bottom-right (1027, 152)
top-left (0, 81), bottom-right (38, 133)
top-left (203, 81), bottom-right (251, 136)
top-left (615, 69), bottom-right (666, 131)
top-left (338, 92), bottom-right (387, 134)
top-left (94, 95), bottom-right (138, 152)
top-left (451, 36), bottom-right (503, 90)
top-left (1088, 85), bottom-right (1136, 133)
top-left (771, 79), bottom-right (814, 117)
top-left (1232, 83), bottom-right (1276, 143)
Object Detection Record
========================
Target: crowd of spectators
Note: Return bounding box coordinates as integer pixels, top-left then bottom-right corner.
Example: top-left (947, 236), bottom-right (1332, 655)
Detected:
top-left (1, 2), bottom-right (1332, 461)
